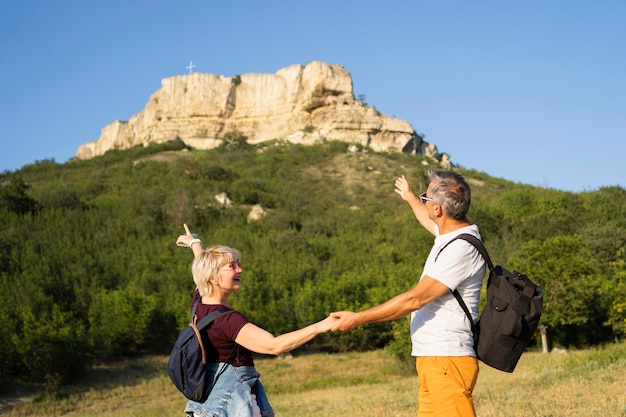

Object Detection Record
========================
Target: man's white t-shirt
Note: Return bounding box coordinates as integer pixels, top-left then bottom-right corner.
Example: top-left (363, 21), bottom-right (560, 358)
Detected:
top-left (410, 224), bottom-right (486, 357)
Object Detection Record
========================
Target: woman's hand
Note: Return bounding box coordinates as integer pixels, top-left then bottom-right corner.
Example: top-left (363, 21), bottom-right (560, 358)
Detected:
top-left (176, 224), bottom-right (203, 255)
top-left (176, 223), bottom-right (194, 246)
top-left (316, 314), bottom-right (340, 333)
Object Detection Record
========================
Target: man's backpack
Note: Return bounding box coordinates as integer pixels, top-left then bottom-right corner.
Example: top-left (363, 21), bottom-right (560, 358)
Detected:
top-left (437, 233), bottom-right (544, 372)
top-left (167, 299), bottom-right (230, 402)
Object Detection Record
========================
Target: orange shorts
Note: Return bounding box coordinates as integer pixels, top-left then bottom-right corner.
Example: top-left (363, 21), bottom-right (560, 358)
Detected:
top-left (415, 356), bottom-right (479, 417)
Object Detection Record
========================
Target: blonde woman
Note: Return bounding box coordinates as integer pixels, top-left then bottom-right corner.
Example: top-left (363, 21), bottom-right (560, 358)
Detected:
top-left (176, 224), bottom-right (335, 417)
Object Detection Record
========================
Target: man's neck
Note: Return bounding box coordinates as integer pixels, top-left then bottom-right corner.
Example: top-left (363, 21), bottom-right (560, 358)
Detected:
top-left (437, 218), bottom-right (471, 235)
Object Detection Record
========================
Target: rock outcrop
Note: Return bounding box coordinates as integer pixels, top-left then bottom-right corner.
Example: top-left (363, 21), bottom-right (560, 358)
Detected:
top-left (75, 61), bottom-right (446, 163)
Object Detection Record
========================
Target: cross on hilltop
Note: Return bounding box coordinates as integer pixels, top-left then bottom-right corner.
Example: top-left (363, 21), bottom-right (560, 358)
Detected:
top-left (186, 61), bottom-right (196, 74)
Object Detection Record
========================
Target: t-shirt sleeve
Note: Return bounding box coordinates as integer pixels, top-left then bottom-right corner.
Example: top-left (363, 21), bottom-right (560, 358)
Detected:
top-left (216, 310), bottom-right (250, 340)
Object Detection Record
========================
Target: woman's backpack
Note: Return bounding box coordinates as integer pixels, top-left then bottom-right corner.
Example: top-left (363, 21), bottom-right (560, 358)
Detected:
top-left (437, 233), bottom-right (544, 372)
top-left (167, 300), bottom-right (230, 402)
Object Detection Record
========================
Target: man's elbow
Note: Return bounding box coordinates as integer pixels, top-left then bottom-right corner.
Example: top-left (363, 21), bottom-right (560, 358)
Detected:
top-left (406, 295), bottom-right (426, 312)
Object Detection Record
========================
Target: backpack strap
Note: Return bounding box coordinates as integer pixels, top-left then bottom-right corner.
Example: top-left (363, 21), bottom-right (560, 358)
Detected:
top-left (190, 298), bottom-right (231, 331)
top-left (451, 289), bottom-right (478, 351)
top-left (435, 233), bottom-right (492, 352)
top-left (189, 298), bottom-right (233, 366)
top-left (435, 233), bottom-right (494, 271)
top-left (194, 308), bottom-right (232, 331)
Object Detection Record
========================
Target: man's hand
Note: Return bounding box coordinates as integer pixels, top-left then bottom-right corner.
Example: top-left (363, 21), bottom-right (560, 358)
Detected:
top-left (394, 175), bottom-right (414, 201)
top-left (330, 311), bottom-right (360, 332)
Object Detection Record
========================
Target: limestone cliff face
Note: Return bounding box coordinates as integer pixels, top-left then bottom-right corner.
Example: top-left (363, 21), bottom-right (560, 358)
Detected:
top-left (76, 61), bottom-right (442, 161)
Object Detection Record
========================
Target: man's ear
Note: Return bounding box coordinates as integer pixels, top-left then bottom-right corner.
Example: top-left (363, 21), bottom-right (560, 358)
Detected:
top-left (433, 202), bottom-right (444, 217)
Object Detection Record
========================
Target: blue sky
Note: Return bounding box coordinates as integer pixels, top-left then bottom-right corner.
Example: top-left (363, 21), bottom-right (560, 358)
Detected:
top-left (1, 1), bottom-right (624, 192)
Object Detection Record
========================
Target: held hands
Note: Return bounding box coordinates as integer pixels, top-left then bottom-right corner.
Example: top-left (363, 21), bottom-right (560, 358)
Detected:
top-left (315, 315), bottom-right (339, 333)
top-left (315, 312), bottom-right (359, 334)
top-left (329, 311), bottom-right (359, 333)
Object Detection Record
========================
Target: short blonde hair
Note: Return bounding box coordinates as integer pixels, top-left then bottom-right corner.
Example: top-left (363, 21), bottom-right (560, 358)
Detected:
top-left (191, 245), bottom-right (241, 296)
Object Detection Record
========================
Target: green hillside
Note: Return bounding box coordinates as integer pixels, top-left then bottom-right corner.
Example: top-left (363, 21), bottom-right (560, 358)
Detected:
top-left (1, 138), bottom-right (625, 387)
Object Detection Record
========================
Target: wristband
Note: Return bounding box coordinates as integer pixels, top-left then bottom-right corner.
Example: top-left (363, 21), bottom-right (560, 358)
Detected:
top-left (189, 238), bottom-right (203, 249)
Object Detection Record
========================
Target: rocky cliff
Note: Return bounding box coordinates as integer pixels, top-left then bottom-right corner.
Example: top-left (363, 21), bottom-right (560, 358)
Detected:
top-left (75, 61), bottom-right (447, 164)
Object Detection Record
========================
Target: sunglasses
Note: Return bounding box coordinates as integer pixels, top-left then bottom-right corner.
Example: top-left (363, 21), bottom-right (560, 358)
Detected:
top-left (222, 259), bottom-right (242, 270)
top-left (419, 192), bottom-right (438, 204)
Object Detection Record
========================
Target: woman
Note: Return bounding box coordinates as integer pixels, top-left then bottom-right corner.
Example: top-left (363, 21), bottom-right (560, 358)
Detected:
top-left (176, 224), bottom-right (335, 417)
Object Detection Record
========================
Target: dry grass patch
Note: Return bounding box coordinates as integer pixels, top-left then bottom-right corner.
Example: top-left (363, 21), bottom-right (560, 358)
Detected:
top-left (1, 343), bottom-right (624, 417)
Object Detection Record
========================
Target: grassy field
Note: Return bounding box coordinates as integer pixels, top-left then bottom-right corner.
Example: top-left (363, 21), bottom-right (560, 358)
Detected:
top-left (1, 341), bottom-right (624, 416)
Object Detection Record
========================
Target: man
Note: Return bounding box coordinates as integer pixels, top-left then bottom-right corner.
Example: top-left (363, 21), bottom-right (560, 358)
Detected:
top-left (331, 169), bottom-right (486, 417)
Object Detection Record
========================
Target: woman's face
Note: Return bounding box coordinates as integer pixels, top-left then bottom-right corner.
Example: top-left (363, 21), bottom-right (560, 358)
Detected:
top-left (215, 259), bottom-right (243, 292)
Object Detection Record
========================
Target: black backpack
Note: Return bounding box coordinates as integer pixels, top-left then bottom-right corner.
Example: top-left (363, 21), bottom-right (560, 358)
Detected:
top-left (437, 233), bottom-right (544, 372)
top-left (167, 299), bottom-right (230, 402)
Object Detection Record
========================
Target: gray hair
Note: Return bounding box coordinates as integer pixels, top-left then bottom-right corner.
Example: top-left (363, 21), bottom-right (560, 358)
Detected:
top-left (428, 169), bottom-right (471, 220)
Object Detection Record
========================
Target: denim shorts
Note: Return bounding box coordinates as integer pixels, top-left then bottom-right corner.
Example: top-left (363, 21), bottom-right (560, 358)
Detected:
top-left (183, 363), bottom-right (274, 417)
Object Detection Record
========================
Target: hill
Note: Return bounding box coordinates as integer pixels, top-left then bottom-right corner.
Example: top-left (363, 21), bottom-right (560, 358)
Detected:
top-left (0, 139), bottom-right (625, 387)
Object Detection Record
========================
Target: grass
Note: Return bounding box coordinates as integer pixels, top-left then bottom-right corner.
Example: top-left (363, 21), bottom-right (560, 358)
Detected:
top-left (1, 342), bottom-right (625, 417)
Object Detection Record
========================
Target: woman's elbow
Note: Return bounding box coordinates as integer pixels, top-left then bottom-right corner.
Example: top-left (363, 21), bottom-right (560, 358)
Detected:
top-left (263, 347), bottom-right (281, 356)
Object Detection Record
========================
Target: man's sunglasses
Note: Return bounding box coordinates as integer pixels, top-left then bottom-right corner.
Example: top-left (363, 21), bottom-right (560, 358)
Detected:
top-left (419, 192), bottom-right (437, 204)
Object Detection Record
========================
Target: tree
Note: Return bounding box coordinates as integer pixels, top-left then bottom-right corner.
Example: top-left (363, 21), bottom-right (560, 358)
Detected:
top-left (605, 248), bottom-right (626, 335)
top-left (509, 235), bottom-right (606, 346)
top-left (221, 130), bottom-right (249, 149)
top-left (0, 175), bottom-right (39, 214)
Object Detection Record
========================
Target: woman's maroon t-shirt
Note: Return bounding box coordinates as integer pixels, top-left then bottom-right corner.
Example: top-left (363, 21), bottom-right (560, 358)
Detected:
top-left (191, 290), bottom-right (255, 367)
